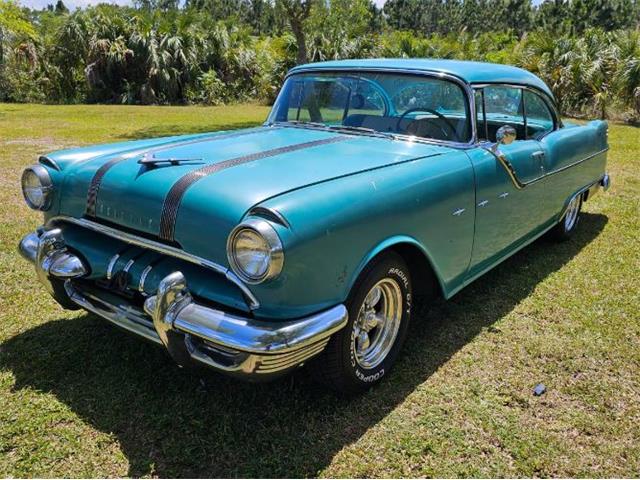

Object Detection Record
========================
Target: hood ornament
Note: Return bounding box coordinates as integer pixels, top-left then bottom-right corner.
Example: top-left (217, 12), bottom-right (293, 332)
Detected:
top-left (138, 152), bottom-right (203, 166)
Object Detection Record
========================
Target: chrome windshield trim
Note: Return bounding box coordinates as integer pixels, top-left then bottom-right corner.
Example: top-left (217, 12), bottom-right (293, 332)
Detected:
top-left (46, 216), bottom-right (260, 310)
top-left (272, 67), bottom-right (478, 149)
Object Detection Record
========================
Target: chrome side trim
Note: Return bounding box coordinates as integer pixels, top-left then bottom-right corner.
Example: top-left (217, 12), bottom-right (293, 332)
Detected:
top-left (483, 146), bottom-right (609, 190)
top-left (46, 216), bottom-right (260, 310)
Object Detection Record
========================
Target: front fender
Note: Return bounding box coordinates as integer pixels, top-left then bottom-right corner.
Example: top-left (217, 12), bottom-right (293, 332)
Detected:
top-left (347, 234), bottom-right (446, 298)
top-left (247, 148), bottom-right (476, 320)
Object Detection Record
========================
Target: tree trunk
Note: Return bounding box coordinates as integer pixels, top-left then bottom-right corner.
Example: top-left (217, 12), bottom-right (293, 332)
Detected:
top-left (291, 20), bottom-right (307, 65)
top-left (0, 28), bottom-right (4, 66)
top-left (280, 0), bottom-right (312, 65)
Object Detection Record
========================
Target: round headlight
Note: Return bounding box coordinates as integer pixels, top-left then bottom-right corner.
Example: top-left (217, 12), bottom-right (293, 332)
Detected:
top-left (227, 219), bottom-right (284, 284)
top-left (21, 164), bottom-right (53, 211)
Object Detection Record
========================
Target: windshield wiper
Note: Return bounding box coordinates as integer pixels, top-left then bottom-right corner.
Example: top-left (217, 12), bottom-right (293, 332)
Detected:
top-left (138, 153), bottom-right (203, 166)
top-left (271, 121), bottom-right (397, 140)
top-left (271, 120), bottom-right (328, 129)
top-left (327, 125), bottom-right (397, 140)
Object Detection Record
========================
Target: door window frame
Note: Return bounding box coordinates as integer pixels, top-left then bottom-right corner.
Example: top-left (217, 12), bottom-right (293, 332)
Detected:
top-left (472, 83), bottom-right (561, 143)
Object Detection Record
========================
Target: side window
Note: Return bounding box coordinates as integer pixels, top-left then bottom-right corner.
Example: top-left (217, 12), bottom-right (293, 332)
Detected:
top-left (524, 90), bottom-right (555, 139)
top-left (483, 86), bottom-right (526, 141)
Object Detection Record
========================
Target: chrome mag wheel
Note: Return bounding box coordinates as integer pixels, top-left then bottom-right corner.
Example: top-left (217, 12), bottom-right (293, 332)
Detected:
top-left (564, 196), bottom-right (581, 231)
top-left (352, 278), bottom-right (403, 369)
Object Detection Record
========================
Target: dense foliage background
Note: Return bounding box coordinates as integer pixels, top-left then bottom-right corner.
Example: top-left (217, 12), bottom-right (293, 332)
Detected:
top-left (1, 0), bottom-right (639, 119)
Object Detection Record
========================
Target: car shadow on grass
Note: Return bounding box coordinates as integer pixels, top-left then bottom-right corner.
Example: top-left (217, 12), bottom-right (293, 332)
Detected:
top-left (0, 213), bottom-right (607, 477)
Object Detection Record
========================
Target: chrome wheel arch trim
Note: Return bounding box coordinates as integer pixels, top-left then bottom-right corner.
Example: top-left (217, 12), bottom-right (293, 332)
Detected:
top-left (45, 216), bottom-right (260, 310)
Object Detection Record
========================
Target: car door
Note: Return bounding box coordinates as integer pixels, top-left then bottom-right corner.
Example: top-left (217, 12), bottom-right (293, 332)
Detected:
top-left (466, 85), bottom-right (550, 277)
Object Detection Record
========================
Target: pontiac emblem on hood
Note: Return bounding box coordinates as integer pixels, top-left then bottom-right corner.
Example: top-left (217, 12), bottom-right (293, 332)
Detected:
top-left (98, 203), bottom-right (154, 229)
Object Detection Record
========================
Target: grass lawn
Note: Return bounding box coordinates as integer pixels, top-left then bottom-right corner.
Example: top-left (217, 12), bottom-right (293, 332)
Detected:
top-left (0, 103), bottom-right (639, 478)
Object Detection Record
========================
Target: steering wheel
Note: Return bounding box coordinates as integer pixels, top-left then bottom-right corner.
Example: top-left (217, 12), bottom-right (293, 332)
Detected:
top-left (396, 108), bottom-right (459, 141)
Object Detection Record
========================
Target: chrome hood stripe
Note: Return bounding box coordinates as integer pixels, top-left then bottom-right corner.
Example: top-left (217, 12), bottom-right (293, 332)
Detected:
top-left (84, 128), bottom-right (271, 217)
top-left (158, 135), bottom-right (349, 241)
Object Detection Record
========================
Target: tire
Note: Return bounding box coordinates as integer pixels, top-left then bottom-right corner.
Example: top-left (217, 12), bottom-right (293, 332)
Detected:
top-left (552, 194), bottom-right (582, 241)
top-left (311, 251), bottom-right (412, 394)
top-left (50, 278), bottom-right (81, 310)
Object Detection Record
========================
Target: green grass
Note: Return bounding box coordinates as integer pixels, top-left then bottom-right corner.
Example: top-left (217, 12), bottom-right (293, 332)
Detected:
top-left (1, 103), bottom-right (639, 477)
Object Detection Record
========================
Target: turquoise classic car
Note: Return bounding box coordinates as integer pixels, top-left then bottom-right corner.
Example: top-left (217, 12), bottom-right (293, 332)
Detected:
top-left (18, 59), bottom-right (610, 393)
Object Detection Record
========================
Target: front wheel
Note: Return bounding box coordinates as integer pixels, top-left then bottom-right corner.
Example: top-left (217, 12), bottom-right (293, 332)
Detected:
top-left (311, 252), bottom-right (412, 394)
top-left (552, 194), bottom-right (582, 241)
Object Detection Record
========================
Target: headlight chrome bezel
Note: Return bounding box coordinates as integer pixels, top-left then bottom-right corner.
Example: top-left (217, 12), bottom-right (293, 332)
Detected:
top-left (21, 164), bottom-right (54, 211)
top-left (226, 218), bottom-right (284, 285)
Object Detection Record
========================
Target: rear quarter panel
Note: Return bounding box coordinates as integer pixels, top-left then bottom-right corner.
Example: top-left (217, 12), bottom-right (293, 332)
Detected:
top-left (539, 120), bottom-right (608, 217)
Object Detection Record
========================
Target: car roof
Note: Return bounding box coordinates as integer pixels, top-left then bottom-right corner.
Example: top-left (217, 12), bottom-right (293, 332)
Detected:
top-left (290, 58), bottom-right (554, 99)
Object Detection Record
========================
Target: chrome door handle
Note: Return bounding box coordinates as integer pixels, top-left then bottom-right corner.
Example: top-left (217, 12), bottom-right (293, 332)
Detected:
top-left (531, 151), bottom-right (545, 160)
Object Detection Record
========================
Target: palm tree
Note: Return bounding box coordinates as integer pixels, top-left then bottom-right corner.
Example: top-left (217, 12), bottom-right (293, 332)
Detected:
top-left (614, 29), bottom-right (640, 115)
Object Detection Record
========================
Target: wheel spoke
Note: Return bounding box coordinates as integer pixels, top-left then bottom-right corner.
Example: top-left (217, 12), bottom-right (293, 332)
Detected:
top-left (365, 286), bottom-right (381, 308)
top-left (357, 330), bottom-right (370, 353)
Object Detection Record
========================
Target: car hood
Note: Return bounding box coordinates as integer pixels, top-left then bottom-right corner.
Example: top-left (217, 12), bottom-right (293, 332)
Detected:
top-left (54, 126), bottom-right (450, 263)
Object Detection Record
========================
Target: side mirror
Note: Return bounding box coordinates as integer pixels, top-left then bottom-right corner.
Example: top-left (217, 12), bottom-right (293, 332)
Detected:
top-left (496, 125), bottom-right (516, 146)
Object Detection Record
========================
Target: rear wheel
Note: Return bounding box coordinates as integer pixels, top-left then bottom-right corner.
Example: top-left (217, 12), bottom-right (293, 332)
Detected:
top-left (552, 195), bottom-right (582, 241)
top-left (311, 252), bottom-right (412, 394)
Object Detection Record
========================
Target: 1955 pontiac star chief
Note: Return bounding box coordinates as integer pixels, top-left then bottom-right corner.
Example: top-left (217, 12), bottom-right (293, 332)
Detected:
top-left (19, 59), bottom-right (610, 393)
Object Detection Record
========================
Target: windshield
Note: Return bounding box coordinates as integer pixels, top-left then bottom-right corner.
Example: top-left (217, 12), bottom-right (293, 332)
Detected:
top-left (268, 71), bottom-right (472, 143)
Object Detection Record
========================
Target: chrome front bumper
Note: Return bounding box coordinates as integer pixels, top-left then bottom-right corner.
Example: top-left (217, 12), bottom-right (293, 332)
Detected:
top-left (19, 228), bottom-right (348, 380)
